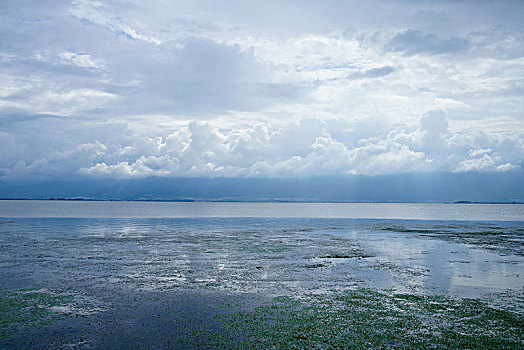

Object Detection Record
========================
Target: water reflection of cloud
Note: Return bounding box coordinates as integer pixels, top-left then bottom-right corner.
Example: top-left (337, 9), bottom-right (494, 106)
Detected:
top-left (449, 251), bottom-right (524, 294)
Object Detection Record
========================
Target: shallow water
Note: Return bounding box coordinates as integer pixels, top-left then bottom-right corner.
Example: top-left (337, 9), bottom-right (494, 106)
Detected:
top-left (0, 202), bottom-right (523, 348)
top-left (0, 217), bottom-right (522, 299)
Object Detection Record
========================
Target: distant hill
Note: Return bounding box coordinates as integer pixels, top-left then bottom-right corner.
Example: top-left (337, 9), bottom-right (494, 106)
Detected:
top-left (1, 171), bottom-right (523, 203)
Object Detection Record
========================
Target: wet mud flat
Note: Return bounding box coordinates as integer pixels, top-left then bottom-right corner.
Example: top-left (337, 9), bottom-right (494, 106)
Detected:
top-left (0, 218), bottom-right (523, 348)
top-left (1, 288), bottom-right (256, 349)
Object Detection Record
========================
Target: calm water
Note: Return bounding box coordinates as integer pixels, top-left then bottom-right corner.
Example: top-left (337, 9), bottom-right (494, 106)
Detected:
top-left (1, 200), bottom-right (524, 220)
top-left (0, 201), bottom-right (522, 298)
top-left (1, 201), bottom-right (523, 347)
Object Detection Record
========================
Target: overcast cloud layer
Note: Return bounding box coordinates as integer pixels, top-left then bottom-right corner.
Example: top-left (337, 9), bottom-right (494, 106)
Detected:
top-left (1, 0), bottom-right (523, 180)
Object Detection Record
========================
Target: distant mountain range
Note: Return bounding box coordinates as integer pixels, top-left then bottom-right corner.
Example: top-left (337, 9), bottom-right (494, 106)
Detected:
top-left (1, 171), bottom-right (523, 203)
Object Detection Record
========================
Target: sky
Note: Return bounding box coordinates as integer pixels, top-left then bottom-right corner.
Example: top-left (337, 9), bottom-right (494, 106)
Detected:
top-left (0, 0), bottom-right (523, 185)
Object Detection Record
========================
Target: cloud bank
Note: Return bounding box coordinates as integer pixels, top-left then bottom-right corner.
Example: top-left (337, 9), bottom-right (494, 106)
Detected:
top-left (1, 110), bottom-right (521, 180)
top-left (0, 0), bottom-right (523, 182)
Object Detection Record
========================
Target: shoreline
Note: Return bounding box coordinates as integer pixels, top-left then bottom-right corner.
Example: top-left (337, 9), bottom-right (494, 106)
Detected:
top-left (1, 198), bottom-right (523, 204)
top-left (1, 216), bottom-right (522, 348)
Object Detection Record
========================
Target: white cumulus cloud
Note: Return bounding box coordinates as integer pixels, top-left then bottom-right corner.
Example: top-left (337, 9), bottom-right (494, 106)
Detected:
top-left (0, 0), bottom-right (523, 181)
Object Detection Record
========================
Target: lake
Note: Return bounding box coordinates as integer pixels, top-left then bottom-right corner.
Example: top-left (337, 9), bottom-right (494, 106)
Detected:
top-left (1, 201), bottom-right (523, 348)
top-left (1, 200), bottom-right (523, 220)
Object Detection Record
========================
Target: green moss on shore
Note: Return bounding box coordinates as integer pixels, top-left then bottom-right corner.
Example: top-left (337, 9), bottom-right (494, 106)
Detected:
top-left (219, 289), bottom-right (523, 349)
top-left (0, 288), bottom-right (73, 339)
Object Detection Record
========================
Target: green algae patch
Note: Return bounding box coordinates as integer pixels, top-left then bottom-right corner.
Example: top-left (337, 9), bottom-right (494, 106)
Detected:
top-left (0, 289), bottom-right (74, 339)
top-left (219, 289), bottom-right (523, 349)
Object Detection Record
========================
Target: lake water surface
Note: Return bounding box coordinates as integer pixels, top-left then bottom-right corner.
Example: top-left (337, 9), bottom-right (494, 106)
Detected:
top-left (1, 201), bottom-right (522, 348)
top-left (1, 200), bottom-right (523, 220)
